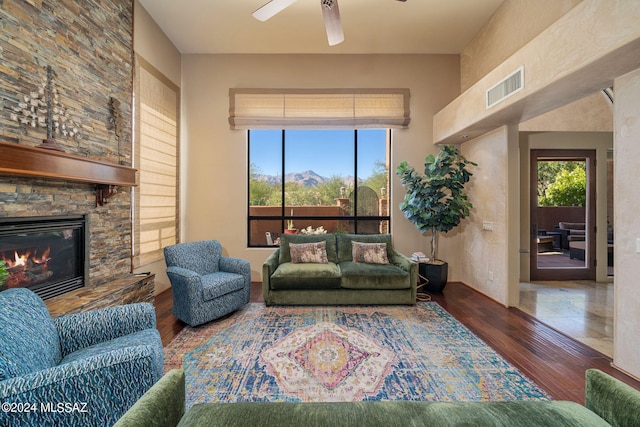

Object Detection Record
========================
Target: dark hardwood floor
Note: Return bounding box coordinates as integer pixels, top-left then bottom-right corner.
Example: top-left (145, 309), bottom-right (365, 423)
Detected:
top-left (155, 281), bottom-right (640, 404)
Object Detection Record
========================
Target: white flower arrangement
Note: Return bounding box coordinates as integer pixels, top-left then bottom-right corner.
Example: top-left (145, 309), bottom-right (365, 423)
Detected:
top-left (11, 66), bottom-right (80, 139)
top-left (299, 226), bottom-right (327, 235)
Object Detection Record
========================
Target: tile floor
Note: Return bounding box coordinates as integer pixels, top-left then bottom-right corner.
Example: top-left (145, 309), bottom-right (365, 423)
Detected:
top-left (519, 280), bottom-right (614, 357)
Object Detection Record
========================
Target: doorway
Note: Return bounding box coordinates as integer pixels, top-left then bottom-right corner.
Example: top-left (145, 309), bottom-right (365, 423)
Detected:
top-left (530, 149), bottom-right (596, 281)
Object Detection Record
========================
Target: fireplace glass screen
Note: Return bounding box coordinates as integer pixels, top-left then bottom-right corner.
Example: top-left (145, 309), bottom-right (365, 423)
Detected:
top-left (0, 215), bottom-right (88, 300)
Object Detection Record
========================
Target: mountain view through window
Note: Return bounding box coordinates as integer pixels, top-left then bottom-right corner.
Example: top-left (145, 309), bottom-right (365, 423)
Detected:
top-left (248, 129), bottom-right (391, 247)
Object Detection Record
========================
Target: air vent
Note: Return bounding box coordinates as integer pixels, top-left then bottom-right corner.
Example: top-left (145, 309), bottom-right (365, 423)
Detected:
top-left (486, 66), bottom-right (524, 109)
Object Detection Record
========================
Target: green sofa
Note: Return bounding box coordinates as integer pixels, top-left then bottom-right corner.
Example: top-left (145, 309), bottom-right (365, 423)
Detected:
top-left (115, 368), bottom-right (640, 427)
top-left (262, 233), bottom-right (417, 306)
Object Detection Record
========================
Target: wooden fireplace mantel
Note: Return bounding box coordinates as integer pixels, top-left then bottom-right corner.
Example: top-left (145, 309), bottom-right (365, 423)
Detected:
top-left (0, 141), bottom-right (136, 205)
top-left (0, 141), bottom-right (136, 185)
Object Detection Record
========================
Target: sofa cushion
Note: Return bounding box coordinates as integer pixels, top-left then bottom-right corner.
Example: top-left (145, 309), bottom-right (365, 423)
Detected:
top-left (178, 400), bottom-right (609, 427)
top-left (201, 272), bottom-right (246, 301)
top-left (352, 242), bottom-right (389, 264)
top-left (0, 288), bottom-right (61, 381)
top-left (279, 234), bottom-right (338, 264)
top-left (336, 234), bottom-right (394, 263)
top-left (290, 241), bottom-right (329, 264)
top-left (271, 262), bottom-right (342, 290)
top-left (339, 261), bottom-right (410, 290)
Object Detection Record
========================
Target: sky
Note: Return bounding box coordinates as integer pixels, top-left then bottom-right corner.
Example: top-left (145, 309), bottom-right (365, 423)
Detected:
top-left (249, 129), bottom-right (388, 179)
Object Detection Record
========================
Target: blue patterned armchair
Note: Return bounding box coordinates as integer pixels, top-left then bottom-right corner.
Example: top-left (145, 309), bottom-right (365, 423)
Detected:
top-left (164, 240), bottom-right (251, 327)
top-left (0, 287), bottom-right (163, 427)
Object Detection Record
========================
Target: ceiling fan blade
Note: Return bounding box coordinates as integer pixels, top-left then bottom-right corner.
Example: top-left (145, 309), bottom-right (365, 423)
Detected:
top-left (252, 0), bottom-right (297, 22)
top-left (321, 0), bottom-right (344, 46)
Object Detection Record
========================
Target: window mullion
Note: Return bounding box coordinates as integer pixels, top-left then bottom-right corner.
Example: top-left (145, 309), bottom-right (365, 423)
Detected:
top-left (354, 129), bottom-right (358, 234)
top-left (281, 129), bottom-right (286, 231)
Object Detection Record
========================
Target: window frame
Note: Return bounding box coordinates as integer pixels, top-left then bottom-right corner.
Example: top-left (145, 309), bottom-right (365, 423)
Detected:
top-left (247, 129), bottom-right (391, 248)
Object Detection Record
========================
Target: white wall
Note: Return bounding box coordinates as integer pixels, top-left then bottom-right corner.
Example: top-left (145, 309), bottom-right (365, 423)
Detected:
top-left (459, 128), bottom-right (509, 304)
top-left (461, 0), bottom-right (580, 91)
top-left (460, 125), bottom-right (520, 306)
top-left (180, 54), bottom-right (460, 281)
top-left (613, 68), bottom-right (640, 379)
top-left (134, 1), bottom-right (181, 87)
top-left (520, 92), bottom-right (613, 132)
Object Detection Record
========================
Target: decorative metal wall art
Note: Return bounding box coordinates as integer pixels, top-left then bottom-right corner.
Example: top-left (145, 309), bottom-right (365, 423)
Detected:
top-left (11, 65), bottom-right (81, 151)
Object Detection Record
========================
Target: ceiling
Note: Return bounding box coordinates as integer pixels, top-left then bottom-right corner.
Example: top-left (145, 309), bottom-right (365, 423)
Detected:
top-left (138, 0), bottom-right (505, 55)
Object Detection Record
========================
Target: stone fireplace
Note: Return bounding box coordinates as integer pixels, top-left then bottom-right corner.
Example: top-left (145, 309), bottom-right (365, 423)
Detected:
top-left (0, 1), bottom-right (157, 316)
top-left (0, 146), bottom-right (155, 317)
top-left (0, 215), bottom-right (89, 300)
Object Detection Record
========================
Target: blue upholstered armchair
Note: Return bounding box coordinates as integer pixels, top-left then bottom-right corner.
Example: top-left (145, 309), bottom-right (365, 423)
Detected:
top-left (164, 240), bottom-right (251, 327)
top-left (0, 287), bottom-right (163, 427)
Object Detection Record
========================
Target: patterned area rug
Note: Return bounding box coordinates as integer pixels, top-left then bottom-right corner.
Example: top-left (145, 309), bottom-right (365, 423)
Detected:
top-left (164, 303), bottom-right (549, 408)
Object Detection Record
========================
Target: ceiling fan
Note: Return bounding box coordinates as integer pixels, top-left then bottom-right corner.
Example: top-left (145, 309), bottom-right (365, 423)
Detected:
top-left (252, 0), bottom-right (407, 46)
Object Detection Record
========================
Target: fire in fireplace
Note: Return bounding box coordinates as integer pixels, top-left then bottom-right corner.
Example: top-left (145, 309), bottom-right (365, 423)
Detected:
top-left (0, 215), bottom-right (89, 300)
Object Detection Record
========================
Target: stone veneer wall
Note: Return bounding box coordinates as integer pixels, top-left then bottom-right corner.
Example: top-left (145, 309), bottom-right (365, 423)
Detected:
top-left (0, 0), bottom-right (134, 287)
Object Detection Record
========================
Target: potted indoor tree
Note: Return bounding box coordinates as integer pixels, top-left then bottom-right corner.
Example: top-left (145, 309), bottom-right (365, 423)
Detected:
top-left (396, 145), bottom-right (476, 292)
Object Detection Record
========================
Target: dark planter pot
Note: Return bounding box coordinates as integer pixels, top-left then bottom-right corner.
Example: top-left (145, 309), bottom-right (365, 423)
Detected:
top-left (419, 261), bottom-right (449, 293)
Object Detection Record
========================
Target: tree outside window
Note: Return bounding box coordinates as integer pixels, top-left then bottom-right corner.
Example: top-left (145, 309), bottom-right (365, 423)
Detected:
top-left (537, 161), bottom-right (586, 207)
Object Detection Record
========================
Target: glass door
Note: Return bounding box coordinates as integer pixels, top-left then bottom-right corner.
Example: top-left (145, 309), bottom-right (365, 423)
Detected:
top-left (530, 150), bottom-right (596, 281)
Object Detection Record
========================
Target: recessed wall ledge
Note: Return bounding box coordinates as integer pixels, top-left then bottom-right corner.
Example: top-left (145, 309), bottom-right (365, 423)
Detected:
top-left (432, 0), bottom-right (640, 145)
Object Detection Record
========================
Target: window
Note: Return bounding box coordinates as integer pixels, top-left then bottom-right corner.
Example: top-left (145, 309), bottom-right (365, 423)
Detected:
top-left (248, 129), bottom-right (390, 247)
top-left (132, 56), bottom-right (180, 267)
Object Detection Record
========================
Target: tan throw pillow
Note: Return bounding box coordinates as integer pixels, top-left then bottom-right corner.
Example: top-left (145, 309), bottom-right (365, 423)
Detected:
top-left (352, 241), bottom-right (389, 264)
top-left (290, 241), bottom-right (329, 264)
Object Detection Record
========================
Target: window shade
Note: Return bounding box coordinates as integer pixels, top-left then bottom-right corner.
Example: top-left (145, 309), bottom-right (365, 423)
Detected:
top-left (229, 89), bottom-right (410, 129)
top-left (133, 56), bottom-right (179, 268)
